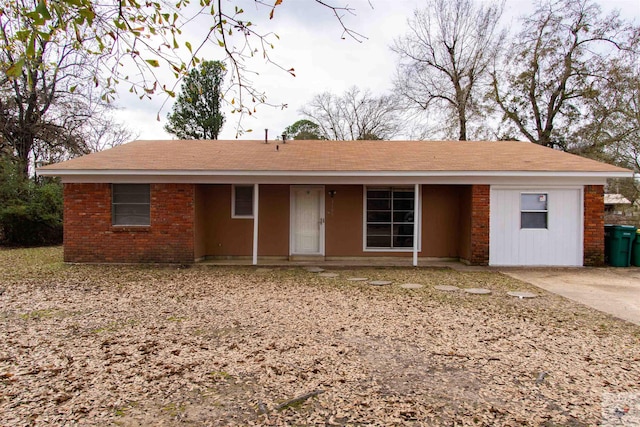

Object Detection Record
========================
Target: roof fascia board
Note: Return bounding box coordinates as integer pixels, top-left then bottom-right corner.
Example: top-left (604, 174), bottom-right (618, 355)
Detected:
top-left (38, 169), bottom-right (630, 179)
top-left (56, 174), bottom-right (609, 186)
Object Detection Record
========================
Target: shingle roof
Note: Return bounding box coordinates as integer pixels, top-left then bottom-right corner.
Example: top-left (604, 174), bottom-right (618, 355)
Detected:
top-left (37, 139), bottom-right (630, 175)
top-left (604, 194), bottom-right (632, 205)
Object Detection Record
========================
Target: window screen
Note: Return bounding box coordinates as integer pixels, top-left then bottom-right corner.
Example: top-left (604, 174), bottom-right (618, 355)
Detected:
top-left (366, 187), bottom-right (415, 248)
top-left (233, 185), bottom-right (254, 217)
top-left (112, 184), bottom-right (150, 226)
top-left (521, 193), bottom-right (548, 229)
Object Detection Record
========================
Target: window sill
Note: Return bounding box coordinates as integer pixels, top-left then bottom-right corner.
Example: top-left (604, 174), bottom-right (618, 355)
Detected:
top-left (111, 225), bottom-right (151, 232)
top-left (364, 248), bottom-right (421, 253)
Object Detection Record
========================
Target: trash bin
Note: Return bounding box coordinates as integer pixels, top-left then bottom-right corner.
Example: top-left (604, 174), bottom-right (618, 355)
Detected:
top-left (604, 225), bottom-right (637, 267)
top-left (632, 230), bottom-right (640, 267)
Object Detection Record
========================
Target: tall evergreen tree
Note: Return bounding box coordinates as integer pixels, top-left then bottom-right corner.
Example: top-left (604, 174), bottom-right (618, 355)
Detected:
top-left (165, 61), bottom-right (226, 140)
top-left (284, 119), bottom-right (324, 140)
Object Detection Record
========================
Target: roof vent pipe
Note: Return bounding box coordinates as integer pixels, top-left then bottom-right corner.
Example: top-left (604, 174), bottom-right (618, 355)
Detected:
top-left (265, 129), bottom-right (268, 144)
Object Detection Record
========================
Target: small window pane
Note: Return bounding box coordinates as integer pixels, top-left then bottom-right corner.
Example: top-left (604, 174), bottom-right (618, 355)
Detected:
top-left (393, 211), bottom-right (414, 223)
top-left (234, 186), bottom-right (253, 217)
top-left (113, 192), bottom-right (150, 204)
top-left (113, 205), bottom-right (150, 225)
top-left (112, 184), bottom-right (150, 226)
top-left (367, 211), bottom-right (391, 223)
top-left (366, 224), bottom-right (391, 248)
top-left (521, 212), bottom-right (547, 229)
top-left (521, 194), bottom-right (547, 211)
top-left (393, 199), bottom-right (414, 210)
top-left (367, 189), bottom-right (391, 199)
top-left (394, 235), bottom-right (414, 248)
top-left (367, 224), bottom-right (391, 236)
top-left (393, 190), bottom-right (414, 199)
top-left (113, 184), bottom-right (150, 204)
top-left (367, 199), bottom-right (391, 210)
top-left (367, 235), bottom-right (392, 248)
top-left (394, 224), bottom-right (414, 248)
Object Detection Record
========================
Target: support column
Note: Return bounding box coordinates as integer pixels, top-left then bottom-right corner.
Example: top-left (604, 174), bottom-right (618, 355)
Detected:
top-left (252, 184), bottom-right (259, 265)
top-left (469, 185), bottom-right (490, 265)
top-left (413, 184), bottom-right (420, 267)
top-left (583, 185), bottom-right (605, 266)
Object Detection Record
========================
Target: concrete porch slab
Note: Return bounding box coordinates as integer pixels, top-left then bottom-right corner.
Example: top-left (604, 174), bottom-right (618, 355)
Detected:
top-left (196, 257), bottom-right (484, 271)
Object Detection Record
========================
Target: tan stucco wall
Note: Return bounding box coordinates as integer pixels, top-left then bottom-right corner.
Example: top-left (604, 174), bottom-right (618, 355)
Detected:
top-left (196, 184), bottom-right (289, 258)
top-left (422, 185), bottom-right (463, 258)
top-left (257, 185), bottom-right (290, 256)
top-left (457, 185), bottom-right (473, 261)
top-left (194, 185), bottom-right (207, 260)
top-left (196, 184), bottom-right (472, 260)
top-left (324, 185), bottom-right (365, 256)
top-left (325, 185), bottom-right (467, 258)
top-left (199, 185), bottom-right (252, 257)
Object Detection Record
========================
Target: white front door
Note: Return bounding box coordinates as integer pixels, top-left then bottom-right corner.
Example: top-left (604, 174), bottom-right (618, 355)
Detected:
top-left (290, 186), bottom-right (325, 255)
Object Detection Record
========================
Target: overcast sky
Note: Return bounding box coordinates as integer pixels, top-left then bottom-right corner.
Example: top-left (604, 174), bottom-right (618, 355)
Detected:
top-left (112, 0), bottom-right (640, 142)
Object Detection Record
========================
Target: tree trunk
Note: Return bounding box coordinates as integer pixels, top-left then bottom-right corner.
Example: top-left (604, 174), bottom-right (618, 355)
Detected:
top-left (458, 110), bottom-right (467, 141)
top-left (15, 132), bottom-right (34, 179)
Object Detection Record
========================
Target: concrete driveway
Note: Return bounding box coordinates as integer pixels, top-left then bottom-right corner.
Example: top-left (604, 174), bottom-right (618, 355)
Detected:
top-left (502, 267), bottom-right (640, 325)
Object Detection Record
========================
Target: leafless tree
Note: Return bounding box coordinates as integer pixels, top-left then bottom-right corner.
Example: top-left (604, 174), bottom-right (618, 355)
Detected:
top-left (392, 0), bottom-right (505, 141)
top-left (0, 0), bottom-right (132, 176)
top-left (300, 87), bottom-right (401, 140)
top-left (571, 54), bottom-right (640, 163)
top-left (491, 0), bottom-right (637, 149)
top-left (572, 52), bottom-right (640, 203)
top-left (8, 0), bottom-right (368, 136)
top-left (83, 111), bottom-right (136, 154)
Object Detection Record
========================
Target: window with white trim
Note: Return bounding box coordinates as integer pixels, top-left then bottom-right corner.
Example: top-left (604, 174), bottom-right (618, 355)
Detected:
top-left (232, 185), bottom-right (254, 218)
top-left (366, 187), bottom-right (415, 249)
top-left (112, 184), bottom-right (150, 226)
top-left (521, 193), bottom-right (548, 229)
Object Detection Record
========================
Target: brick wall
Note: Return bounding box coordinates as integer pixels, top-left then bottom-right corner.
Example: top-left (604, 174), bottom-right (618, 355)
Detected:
top-left (64, 183), bottom-right (195, 263)
top-left (469, 185), bottom-right (490, 265)
top-left (584, 184), bottom-right (605, 266)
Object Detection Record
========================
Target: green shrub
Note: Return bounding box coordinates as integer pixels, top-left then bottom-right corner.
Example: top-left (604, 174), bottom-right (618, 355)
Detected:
top-left (0, 158), bottom-right (63, 246)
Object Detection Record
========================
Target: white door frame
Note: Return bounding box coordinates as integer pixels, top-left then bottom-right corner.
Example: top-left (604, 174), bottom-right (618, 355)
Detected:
top-left (290, 185), bottom-right (325, 256)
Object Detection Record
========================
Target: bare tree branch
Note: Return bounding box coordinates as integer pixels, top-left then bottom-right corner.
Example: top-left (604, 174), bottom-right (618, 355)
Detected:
top-left (392, 0), bottom-right (505, 140)
top-left (300, 87), bottom-right (401, 141)
top-left (491, 0), bottom-right (637, 148)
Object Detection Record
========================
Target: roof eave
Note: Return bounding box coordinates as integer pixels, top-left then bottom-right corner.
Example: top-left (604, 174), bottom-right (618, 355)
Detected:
top-left (36, 169), bottom-right (632, 179)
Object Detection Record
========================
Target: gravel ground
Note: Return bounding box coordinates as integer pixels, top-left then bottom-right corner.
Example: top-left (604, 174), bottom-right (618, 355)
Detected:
top-left (1, 247), bottom-right (639, 426)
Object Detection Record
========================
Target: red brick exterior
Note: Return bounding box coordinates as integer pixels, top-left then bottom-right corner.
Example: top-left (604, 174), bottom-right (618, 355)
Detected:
top-left (63, 183), bottom-right (195, 263)
top-left (470, 185), bottom-right (490, 265)
top-left (62, 182), bottom-right (598, 266)
top-left (583, 184), bottom-right (605, 266)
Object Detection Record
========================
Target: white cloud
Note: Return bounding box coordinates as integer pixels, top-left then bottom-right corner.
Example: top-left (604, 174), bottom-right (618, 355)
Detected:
top-left (112, 0), bottom-right (640, 141)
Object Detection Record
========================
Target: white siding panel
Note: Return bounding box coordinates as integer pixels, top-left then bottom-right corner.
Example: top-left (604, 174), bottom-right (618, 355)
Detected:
top-left (490, 188), bottom-right (583, 266)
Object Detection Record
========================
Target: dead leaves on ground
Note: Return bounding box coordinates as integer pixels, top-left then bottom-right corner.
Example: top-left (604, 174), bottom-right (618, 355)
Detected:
top-left (0, 248), bottom-right (639, 425)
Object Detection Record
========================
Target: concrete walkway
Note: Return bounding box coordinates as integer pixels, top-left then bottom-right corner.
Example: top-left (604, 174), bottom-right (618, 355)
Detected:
top-left (503, 267), bottom-right (640, 325)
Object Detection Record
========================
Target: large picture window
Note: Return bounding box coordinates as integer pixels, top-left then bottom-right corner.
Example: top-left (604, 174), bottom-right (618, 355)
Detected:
top-left (521, 193), bottom-right (548, 229)
top-left (112, 184), bottom-right (150, 226)
top-left (366, 187), bottom-right (415, 249)
top-left (232, 185), bottom-right (254, 218)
